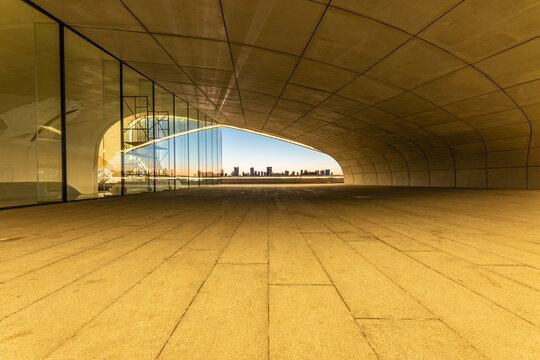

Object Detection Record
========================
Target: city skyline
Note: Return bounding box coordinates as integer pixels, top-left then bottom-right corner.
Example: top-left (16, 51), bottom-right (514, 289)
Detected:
top-left (225, 165), bottom-right (335, 177)
top-left (222, 127), bottom-right (343, 175)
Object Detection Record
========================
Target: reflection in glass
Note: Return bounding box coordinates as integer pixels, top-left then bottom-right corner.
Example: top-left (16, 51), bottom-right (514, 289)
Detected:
top-left (212, 123), bottom-right (217, 185)
top-left (175, 98), bottom-right (189, 188)
top-left (154, 85), bottom-right (174, 191)
top-left (0, 2), bottom-right (222, 208)
top-left (216, 125), bottom-right (221, 184)
top-left (0, 0), bottom-right (61, 207)
top-left (188, 107), bottom-right (199, 187)
top-left (65, 29), bottom-right (120, 200)
top-left (199, 114), bottom-right (207, 186)
top-left (207, 118), bottom-right (213, 185)
top-left (122, 65), bottom-right (154, 194)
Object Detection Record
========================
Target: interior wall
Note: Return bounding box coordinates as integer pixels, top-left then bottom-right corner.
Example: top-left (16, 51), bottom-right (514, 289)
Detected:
top-left (5, 0), bottom-right (540, 196)
top-left (29, 0), bottom-right (535, 191)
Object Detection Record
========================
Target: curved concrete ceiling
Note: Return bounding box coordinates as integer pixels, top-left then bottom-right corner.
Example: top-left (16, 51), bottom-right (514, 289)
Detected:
top-left (31, 0), bottom-right (540, 188)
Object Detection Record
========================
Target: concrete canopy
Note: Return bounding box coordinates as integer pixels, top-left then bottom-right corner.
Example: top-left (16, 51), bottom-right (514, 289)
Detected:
top-left (31, 0), bottom-right (540, 188)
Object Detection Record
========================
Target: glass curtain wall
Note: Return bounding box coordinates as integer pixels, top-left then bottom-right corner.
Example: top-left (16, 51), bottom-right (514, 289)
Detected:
top-left (0, 0), bottom-right (61, 207)
top-left (0, 0), bottom-right (222, 208)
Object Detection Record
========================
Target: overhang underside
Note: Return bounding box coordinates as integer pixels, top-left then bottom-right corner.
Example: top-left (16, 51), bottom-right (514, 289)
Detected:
top-left (31, 0), bottom-right (540, 188)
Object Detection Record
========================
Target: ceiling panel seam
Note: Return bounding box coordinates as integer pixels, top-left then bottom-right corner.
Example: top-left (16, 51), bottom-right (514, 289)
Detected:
top-left (259, 1), bottom-right (331, 130)
top-left (118, 0), bottom-right (229, 122)
top-left (218, 0), bottom-right (247, 128)
top-left (273, 1), bottom-right (518, 187)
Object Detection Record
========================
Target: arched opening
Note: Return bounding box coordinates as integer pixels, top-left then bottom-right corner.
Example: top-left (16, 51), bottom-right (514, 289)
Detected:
top-left (220, 126), bottom-right (343, 184)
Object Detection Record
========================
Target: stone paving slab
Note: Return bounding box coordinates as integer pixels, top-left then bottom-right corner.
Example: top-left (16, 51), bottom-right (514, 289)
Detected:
top-left (0, 185), bottom-right (538, 359)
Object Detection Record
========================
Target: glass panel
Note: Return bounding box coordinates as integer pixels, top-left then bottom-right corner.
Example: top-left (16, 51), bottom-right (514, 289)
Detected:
top-left (174, 97), bottom-right (189, 188)
top-left (188, 107), bottom-right (199, 187)
top-left (218, 126), bottom-right (223, 184)
top-left (207, 118), bottom-right (213, 185)
top-left (0, 0), bottom-right (60, 208)
top-left (122, 65), bottom-right (154, 194)
top-left (154, 84), bottom-right (173, 191)
top-left (199, 114), bottom-right (207, 186)
top-left (215, 122), bottom-right (220, 184)
top-left (65, 29), bottom-right (120, 200)
top-left (215, 125), bottom-right (218, 182)
top-left (212, 121), bottom-right (218, 185)
top-left (206, 119), bottom-right (211, 185)
top-left (36, 23), bottom-right (62, 201)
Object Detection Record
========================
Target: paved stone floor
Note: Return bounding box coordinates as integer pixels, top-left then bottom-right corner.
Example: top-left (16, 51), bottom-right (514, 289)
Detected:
top-left (0, 185), bottom-right (539, 359)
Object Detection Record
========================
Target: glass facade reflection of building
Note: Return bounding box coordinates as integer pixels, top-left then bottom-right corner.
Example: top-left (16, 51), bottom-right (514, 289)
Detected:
top-left (0, 0), bottom-right (222, 208)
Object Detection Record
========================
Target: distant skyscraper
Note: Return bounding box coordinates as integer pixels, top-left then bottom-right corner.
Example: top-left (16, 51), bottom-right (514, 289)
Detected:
top-left (250, 167), bottom-right (255, 176)
top-left (232, 167), bottom-right (239, 176)
top-left (325, 169), bottom-right (330, 176)
top-left (284, 170), bottom-right (289, 176)
top-left (266, 166), bottom-right (272, 176)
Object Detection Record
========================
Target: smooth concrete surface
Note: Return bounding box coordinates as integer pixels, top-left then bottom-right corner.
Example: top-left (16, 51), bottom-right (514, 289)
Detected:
top-left (0, 185), bottom-right (539, 359)
top-left (29, 0), bottom-right (540, 189)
